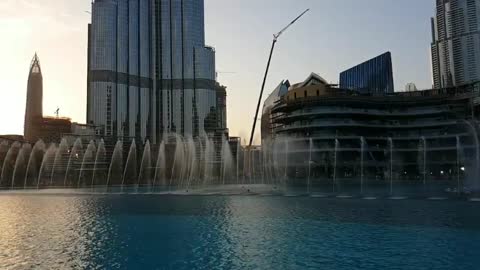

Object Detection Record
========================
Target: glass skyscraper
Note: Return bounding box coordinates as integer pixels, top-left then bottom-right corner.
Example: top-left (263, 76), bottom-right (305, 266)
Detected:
top-left (431, 0), bottom-right (480, 88)
top-left (88, 0), bottom-right (216, 143)
top-left (339, 52), bottom-right (394, 95)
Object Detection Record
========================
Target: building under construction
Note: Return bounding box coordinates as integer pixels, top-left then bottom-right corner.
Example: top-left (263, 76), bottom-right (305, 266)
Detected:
top-left (262, 73), bottom-right (480, 192)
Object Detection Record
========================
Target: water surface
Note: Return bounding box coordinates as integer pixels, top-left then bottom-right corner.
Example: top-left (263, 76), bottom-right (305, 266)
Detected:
top-left (0, 193), bottom-right (479, 269)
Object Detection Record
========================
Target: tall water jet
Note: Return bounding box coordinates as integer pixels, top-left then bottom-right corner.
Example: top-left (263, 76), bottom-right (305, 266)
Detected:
top-left (185, 137), bottom-right (197, 188)
top-left (77, 141), bottom-right (96, 188)
top-left (203, 136), bottom-right (214, 186)
top-left (360, 137), bottom-right (366, 194)
top-left (307, 138), bottom-right (313, 194)
top-left (418, 137), bottom-right (427, 189)
top-left (463, 120), bottom-right (480, 191)
top-left (11, 144), bottom-right (32, 188)
top-left (107, 141), bottom-right (123, 188)
top-left (333, 139), bottom-right (339, 193)
top-left (37, 144), bottom-right (57, 188)
top-left (284, 138), bottom-right (289, 183)
top-left (456, 136), bottom-right (463, 194)
top-left (50, 138), bottom-right (69, 185)
top-left (0, 142), bottom-right (21, 187)
top-left (64, 139), bottom-right (83, 187)
top-left (221, 138), bottom-right (234, 185)
top-left (24, 140), bottom-right (46, 188)
top-left (236, 140), bottom-right (241, 185)
top-left (0, 141), bottom-right (10, 172)
top-left (138, 140), bottom-right (152, 187)
top-left (153, 140), bottom-right (166, 189)
top-left (122, 140), bottom-right (137, 189)
top-left (91, 139), bottom-right (107, 188)
top-left (388, 138), bottom-right (394, 196)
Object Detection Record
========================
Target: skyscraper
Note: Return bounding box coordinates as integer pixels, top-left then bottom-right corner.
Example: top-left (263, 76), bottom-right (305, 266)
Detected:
top-left (24, 53), bottom-right (43, 142)
top-left (339, 52), bottom-right (394, 95)
top-left (88, 0), bottom-right (216, 143)
top-left (431, 0), bottom-right (480, 88)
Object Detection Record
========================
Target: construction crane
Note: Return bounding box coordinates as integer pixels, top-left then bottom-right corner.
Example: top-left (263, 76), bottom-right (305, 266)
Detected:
top-left (248, 9), bottom-right (310, 148)
top-left (54, 107), bottom-right (60, 118)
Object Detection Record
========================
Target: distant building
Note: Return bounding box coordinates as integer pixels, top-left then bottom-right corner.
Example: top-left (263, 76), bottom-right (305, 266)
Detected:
top-left (23, 54), bottom-right (93, 144)
top-left (36, 116), bottom-right (72, 144)
top-left (431, 0), bottom-right (480, 89)
top-left (24, 53), bottom-right (43, 142)
top-left (339, 52), bottom-right (394, 95)
top-left (405, 83), bottom-right (418, 92)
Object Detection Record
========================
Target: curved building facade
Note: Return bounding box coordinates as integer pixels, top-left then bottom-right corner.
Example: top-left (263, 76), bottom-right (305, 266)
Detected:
top-left (263, 74), bottom-right (480, 192)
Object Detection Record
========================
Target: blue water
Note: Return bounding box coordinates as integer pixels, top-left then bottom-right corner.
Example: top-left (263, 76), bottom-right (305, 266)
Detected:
top-left (0, 193), bottom-right (479, 270)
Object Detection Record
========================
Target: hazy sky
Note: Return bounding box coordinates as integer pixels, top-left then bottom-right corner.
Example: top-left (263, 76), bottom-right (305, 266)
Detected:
top-left (0, 0), bottom-right (435, 143)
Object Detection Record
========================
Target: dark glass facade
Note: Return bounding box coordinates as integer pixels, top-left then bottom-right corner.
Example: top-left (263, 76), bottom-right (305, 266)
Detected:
top-left (339, 52), bottom-right (394, 95)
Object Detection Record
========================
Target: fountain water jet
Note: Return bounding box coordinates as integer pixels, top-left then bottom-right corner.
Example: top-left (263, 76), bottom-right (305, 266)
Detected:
top-left (1, 142), bottom-right (21, 187)
top-left (77, 141), bottom-right (96, 188)
top-left (122, 140), bottom-right (137, 189)
top-left (11, 144), bottom-right (31, 188)
top-left (107, 141), bottom-right (123, 188)
top-left (37, 144), bottom-right (57, 188)
top-left (24, 140), bottom-right (46, 188)
top-left (138, 140), bottom-right (152, 187)
top-left (91, 139), bottom-right (106, 188)
top-left (50, 138), bottom-right (69, 185)
top-left (153, 140), bottom-right (166, 189)
top-left (64, 139), bottom-right (83, 187)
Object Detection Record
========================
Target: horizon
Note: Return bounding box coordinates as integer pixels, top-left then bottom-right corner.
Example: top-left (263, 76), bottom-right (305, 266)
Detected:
top-left (0, 0), bottom-right (435, 142)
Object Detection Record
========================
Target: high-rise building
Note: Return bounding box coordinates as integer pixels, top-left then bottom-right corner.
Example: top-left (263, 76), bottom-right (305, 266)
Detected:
top-left (431, 0), bottom-right (480, 88)
top-left (339, 52), bottom-right (394, 95)
top-left (88, 0), bottom-right (217, 143)
top-left (24, 53), bottom-right (43, 142)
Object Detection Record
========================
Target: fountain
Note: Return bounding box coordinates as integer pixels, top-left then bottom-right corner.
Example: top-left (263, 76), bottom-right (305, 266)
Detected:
top-left (50, 138), bottom-right (69, 185)
top-left (11, 144), bottom-right (31, 188)
top-left (122, 140), bottom-right (137, 189)
top-left (388, 138), bottom-right (394, 196)
top-left (78, 141), bottom-right (96, 188)
top-left (0, 125), bottom-right (479, 200)
top-left (91, 139), bottom-right (106, 188)
top-left (107, 141), bottom-right (123, 188)
top-left (24, 140), bottom-right (45, 188)
top-left (333, 139), bottom-right (339, 193)
top-left (1, 142), bottom-right (23, 187)
top-left (153, 140), bottom-right (166, 189)
top-left (138, 140), bottom-right (152, 187)
top-left (37, 144), bottom-right (57, 188)
top-left (221, 137), bottom-right (234, 185)
top-left (307, 138), bottom-right (313, 194)
top-left (360, 137), bottom-right (366, 194)
top-left (64, 139), bottom-right (83, 187)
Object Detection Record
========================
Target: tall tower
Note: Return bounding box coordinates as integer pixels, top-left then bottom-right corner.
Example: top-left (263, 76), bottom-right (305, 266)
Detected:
top-left (24, 53), bottom-right (43, 142)
top-left (431, 0), bottom-right (480, 88)
top-left (88, 0), bottom-right (216, 143)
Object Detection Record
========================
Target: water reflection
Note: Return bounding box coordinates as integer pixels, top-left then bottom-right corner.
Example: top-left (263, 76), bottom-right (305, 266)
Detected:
top-left (0, 195), bottom-right (479, 269)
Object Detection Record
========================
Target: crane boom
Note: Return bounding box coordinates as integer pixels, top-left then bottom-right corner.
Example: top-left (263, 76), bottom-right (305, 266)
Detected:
top-left (248, 8), bottom-right (310, 149)
top-left (274, 9), bottom-right (310, 40)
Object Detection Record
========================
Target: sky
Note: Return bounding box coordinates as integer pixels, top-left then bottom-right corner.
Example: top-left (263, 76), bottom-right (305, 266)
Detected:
top-left (0, 0), bottom-right (435, 143)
